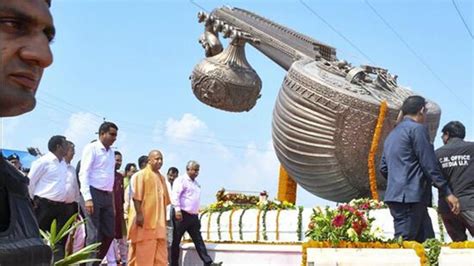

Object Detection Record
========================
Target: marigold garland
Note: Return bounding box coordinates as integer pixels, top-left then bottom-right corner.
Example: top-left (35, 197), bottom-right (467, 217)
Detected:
top-left (449, 241), bottom-right (474, 248)
top-left (402, 241), bottom-right (428, 265)
top-left (256, 209), bottom-right (262, 241)
top-left (206, 211), bottom-right (213, 240)
top-left (301, 240), bottom-right (427, 266)
top-left (367, 100), bottom-right (387, 200)
top-left (229, 208), bottom-right (236, 241)
top-left (276, 209), bottom-right (282, 241)
top-left (277, 165), bottom-right (297, 204)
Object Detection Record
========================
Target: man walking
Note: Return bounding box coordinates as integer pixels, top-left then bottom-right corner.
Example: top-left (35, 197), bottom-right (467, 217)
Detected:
top-left (106, 151), bottom-right (128, 265)
top-left (28, 135), bottom-right (71, 260)
top-left (171, 161), bottom-right (221, 266)
top-left (166, 167), bottom-right (179, 264)
top-left (79, 121), bottom-right (118, 264)
top-left (436, 121), bottom-right (474, 241)
top-left (128, 150), bottom-right (170, 265)
top-left (64, 141), bottom-right (80, 214)
top-left (63, 141), bottom-right (83, 254)
top-left (380, 95), bottom-right (459, 242)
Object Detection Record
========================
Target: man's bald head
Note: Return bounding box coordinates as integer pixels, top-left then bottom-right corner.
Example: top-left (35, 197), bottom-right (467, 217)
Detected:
top-left (147, 150), bottom-right (163, 172)
top-left (148, 150), bottom-right (162, 158)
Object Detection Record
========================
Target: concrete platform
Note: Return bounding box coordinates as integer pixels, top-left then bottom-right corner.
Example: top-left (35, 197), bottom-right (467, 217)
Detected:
top-left (181, 242), bottom-right (302, 265)
top-left (305, 248), bottom-right (420, 266)
top-left (438, 247), bottom-right (474, 266)
top-left (181, 243), bottom-right (474, 265)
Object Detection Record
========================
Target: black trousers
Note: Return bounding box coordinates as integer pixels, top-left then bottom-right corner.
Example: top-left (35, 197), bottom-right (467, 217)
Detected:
top-left (441, 210), bottom-right (474, 241)
top-left (387, 201), bottom-right (435, 243)
top-left (171, 211), bottom-right (212, 266)
top-left (34, 196), bottom-right (77, 261)
top-left (80, 186), bottom-right (114, 266)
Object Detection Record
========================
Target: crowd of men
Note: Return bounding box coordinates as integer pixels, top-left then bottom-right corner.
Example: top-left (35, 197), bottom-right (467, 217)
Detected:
top-left (0, 0), bottom-right (472, 265)
top-left (20, 121), bottom-right (221, 265)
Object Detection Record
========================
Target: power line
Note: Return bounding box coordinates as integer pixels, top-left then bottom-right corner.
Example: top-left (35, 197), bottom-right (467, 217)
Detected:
top-left (451, 0), bottom-right (474, 39)
top-left (299, 0), bottom-right (374, 64)
top-left (364, 0), bottom-right (471, 112)
top-left (41, 91), bottom-right (104, 120)
top-left (41, 92), bottom-right (228, 141)
top-left (189, 0), bottom-right (209, 12)
top-left (37, 93), bottom-right (272, 151)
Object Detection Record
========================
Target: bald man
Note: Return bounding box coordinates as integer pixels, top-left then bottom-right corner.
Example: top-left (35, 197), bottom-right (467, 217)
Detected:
top-left (127, 150), bottom-right (170, 265)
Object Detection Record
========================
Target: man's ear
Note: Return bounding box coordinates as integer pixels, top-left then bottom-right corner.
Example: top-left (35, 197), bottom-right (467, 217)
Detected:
top-left (419, 106), bottom-right (425, 114)
top-left (396, 110), bottom-right (403, 124)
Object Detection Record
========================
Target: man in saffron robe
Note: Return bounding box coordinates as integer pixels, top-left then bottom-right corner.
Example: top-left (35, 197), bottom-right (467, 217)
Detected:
top-left (128, 150), bottom-right (170, 266)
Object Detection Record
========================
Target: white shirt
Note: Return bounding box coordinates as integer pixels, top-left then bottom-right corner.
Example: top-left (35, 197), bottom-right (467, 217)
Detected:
top-left (129, 171), bottom-right (139, 195)
top-left (166, 179), bottom-right (173, 221)
top-left (28, 152), bottom-right (68, 201)
top-left (64, 163), bottom-right (80, 203)
top-left (171, 175), bottom-right (201, 215)
top-left (79, 140), bottom-right (115, 201)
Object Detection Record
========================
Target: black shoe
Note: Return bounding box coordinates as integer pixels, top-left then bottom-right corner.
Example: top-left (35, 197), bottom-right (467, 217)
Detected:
top-left (210, 262), bottom-right (223, 266)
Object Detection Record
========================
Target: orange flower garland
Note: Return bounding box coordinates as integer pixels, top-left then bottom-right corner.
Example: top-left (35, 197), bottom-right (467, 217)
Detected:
top-left (449, 241), bottom-right (474, 248)
top-left (301, 240), bottom-right (427, 266)
top-left (277, 165), bottom-right (297, 204)
top-left (229, 209), bottom-right (236, 241)
top-left (402, 241), bottom-right (428, 265)
top-left (367, 100), bottom-right (388, 200)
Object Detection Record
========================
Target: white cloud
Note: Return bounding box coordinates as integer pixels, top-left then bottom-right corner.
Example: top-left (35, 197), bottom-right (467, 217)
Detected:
top-left (163, 113), bottom-right (232, 159)
top-left (165, 113), bottom-right (207, 142)
top-left (63, 112), bottom-right (101, 162)
top-left (227, 140), bottom-right (280, 194)
top-left (152, 120), bottom-right (164, 143)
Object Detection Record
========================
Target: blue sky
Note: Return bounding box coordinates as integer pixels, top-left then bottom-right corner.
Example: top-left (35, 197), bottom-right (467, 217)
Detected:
top-left (0, 0), bottom-right (472, 207)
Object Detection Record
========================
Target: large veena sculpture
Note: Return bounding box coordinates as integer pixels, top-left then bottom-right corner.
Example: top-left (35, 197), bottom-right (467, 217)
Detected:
top-left (190, 7), bottom-right (440, 202)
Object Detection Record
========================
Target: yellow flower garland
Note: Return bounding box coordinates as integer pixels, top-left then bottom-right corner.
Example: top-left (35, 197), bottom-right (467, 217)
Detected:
top-left (229, 209), bottom-right (236, 241)
top-left (367, 100), bottom-right (388, 200)
top-left (301, 240), bottom-right (427, 266)
top-left (277, 165), bottom-right (297, 203)
top-left (402, 241), bottom-right (428, 265)
top-left (206, 212), bottom-right (213, 241)
top-left (276, 209), bottom-right (282, 241)
top-left (448, 241), bottom-right (474, 248)
top-left (256, 209), bottom-right (262, 241)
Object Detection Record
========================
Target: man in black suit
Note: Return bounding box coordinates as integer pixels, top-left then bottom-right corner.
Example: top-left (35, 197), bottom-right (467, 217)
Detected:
top-left (380, 95), bottom-right (460, 242)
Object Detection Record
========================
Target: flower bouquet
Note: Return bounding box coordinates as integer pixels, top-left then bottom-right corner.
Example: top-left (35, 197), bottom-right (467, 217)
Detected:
top-left (306, 198), bottom-right (386, 245)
